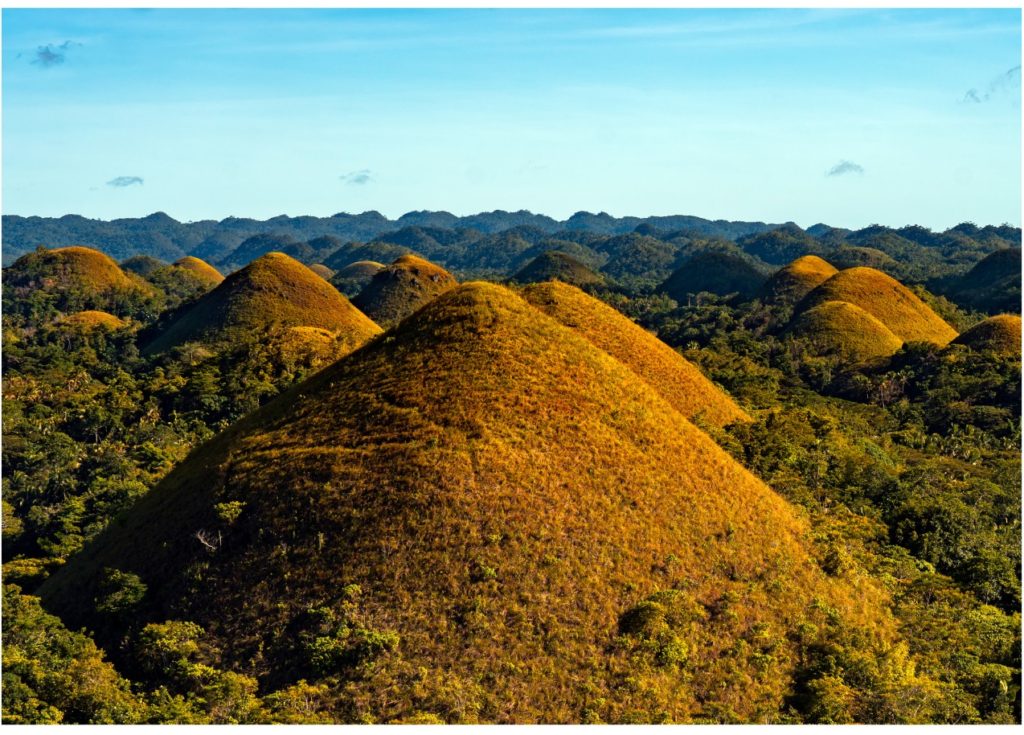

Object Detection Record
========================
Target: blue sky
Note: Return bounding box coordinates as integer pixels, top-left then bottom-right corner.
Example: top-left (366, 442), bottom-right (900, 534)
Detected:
top-left (2, 8), bottom-right (1021, 229)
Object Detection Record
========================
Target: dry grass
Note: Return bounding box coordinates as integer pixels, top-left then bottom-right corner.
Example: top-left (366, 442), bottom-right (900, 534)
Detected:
top-left (144, 252), bottom-right (381, 354)
top-left (521, 281), bottom-right (750, 427)
top-left (352, 254), bottom-right (457, 326)
top-left (800, 267), bottom-right (958, 345)
top-left (173, 256), bottom-right (225, 286)
top-left (786, 300), bottom-right (904, 361)
top-left (42, 281), bottom-right (893, 723)
top-left (58, 310), bottom-right (129, 331)
top-left (762, 255), bottom-right (837, 305)
top-left (9, 245), bottom-right (151, 297)
top-left (952, 314), bottom-right (1021, 356)
top-left (307, 264), bottom-right (335, 280)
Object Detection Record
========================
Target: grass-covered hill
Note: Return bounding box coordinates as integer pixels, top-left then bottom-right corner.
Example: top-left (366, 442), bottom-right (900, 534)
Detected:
top-left (351, 254), bottom-right (457, 326)
top-left (785, 300), bottom-right (904, 362)
top-left (308, 264), bottom-right (334, 280)
top-left (329, 260), bottom-right (385, 297)
top-left (761, 255), bottom-right (838, 305)
top-left (121, 255), bottom-right (167, 278)
top-left (2, 246), bottom-right (157, 319)
top-left (940, 248), bottom-right (1021, 314)
top-left (173, 256), bottom-right (224, 287)
top-left (142, 252), bottom-right (381, 355)
top-left (798, 267), bottom-right (958, 345)
top-left (521, 281), bottom-right (750, 427)
top-left (657, 251), bottom-right (769, 302)
top-left (39, 281), bottom-right (896, 723)
top-left (952, 314), bottom-right (1022, 356)
top-left (513, 251), bottom-right (605, 287)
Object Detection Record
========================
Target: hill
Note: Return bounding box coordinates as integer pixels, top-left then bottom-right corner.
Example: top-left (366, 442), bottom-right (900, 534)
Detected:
top-left (40, 281), bottom-right (892, 723)
top-left (761, 255), bottom-right (838, 305)
top-left (120, 255), bottom-right (167, 277)
top-left (945, 248), bottom-right (1021, 314)
top-left (351, 255), bottom-right (457, 326)
top-left (173, 256), bottom-right (224, 287)
top-left (2, 246), bottom-right (155, 318)
top-left (799, 267), bottom-right (958, 345)
top-left (513, 251), bottom-right (605, 287)
top-left (308, 264), bottom-right (334, 280)
top-left (330, 260), bottom-right (385, 297)
top-left (5, 246), bottom-right (140, 295)
top-left (952, 314), bottom-right (1022, 356)
top-left (657, 251), bottom-right (768, 302)
top-left (143, 252), bottom-right (381, 354)
top-left (785, 300), bottom-right (904, 362)
top-left (57, 310), bottom-right (129, 332)
top-left (521, 281), bottom-right (750, 426)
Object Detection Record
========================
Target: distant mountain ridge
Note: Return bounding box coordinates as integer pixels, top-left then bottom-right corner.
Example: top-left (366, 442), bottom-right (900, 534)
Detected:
top-left (1, 210), bottom-right (789, 266)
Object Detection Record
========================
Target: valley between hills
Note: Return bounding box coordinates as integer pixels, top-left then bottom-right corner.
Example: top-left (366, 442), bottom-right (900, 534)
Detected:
top-left (1, 213), bottom-right (1020, 724)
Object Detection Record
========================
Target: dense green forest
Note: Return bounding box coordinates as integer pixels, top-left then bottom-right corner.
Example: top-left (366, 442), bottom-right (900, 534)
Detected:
top-left (1, 218), bottom-right (1020, 723)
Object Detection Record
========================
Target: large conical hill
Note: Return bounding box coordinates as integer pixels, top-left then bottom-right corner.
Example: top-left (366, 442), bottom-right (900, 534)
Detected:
top-left (799, 267), bottom-right (958, 345)
top-left (42, 282), bottom-right (893, 723)
top-left (57, 310), bottom-right (129, 332)
top-left (143, 252), bottom-right (380, 354)
top-left (351, 254), bottom-right (457, 326)
top-left (521, 281), bottom-right (749, 426)
top-left (952, 314), bottom-right (1021, 356)
top-left (785, 300), bottom-right (904, 362)
top-left (761, 255), bottom-right (837, 305)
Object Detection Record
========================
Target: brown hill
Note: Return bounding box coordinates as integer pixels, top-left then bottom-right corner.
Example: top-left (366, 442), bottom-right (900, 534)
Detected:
top-left (786, 300), bottom-right (904, 362)
top-left (521, 281), bottom-right (750, 427)
top-left (799, 267), bottom-right (957, 345)
top-left (307, 264), bottom-right (335, 280)
top-left (173, 256), bottom-right (224, 287)
top-left (351, 254), bottom-right (457, 326)
top-left (143, 252), bottom-right (381, 354)
top-left (952, 314), bottom-right (1021, 356)
top-left (761, 255), bottom-right (838, 305)
top-left (5, 246), bottom-right (146, 297)
top-left (330, 261), bottom-right (385, 297)
top-left (42, 282), bottom-right (893, 723)
top-left (57, 310), bottom-right (129, 332)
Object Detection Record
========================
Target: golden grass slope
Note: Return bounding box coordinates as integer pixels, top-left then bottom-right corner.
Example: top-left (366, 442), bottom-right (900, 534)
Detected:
top-left (952, 314), bottom-right (1021, 356)
top-left (58, 310), bottom-right (129, 331)
top-left (7, 246), bottom-right (146, 296)
top-left (351, 254), bottom-right (457, 326)
top-left (800, 266), bottom-right (958, 345)
top-left (173, 256), bottom-right (225, 287)
top-left (42, 282), bottom-right (893, 723)
top-left (786, 300), bottom-right (904, 362)
top-left (521, 281), bottom-right (750, 426)
top-left (307, 264), bottom-right (335, 280)
top-left (762, 255), bottom-right (838, 305)
top-left (144, 252), bottom-right (381, 354)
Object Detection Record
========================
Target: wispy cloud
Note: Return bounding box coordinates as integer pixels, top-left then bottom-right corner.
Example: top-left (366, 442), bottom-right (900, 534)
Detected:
top-left (962, 65), bottom-right (1021, 103)
top-left (107, 176), bottom-right (144, 187)
top-left (340, 169), bottom-right (372, 185)
top-left (31, 40), bottom-right (79, 68)
top-left (826, 160), bottom-right (865, 177)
